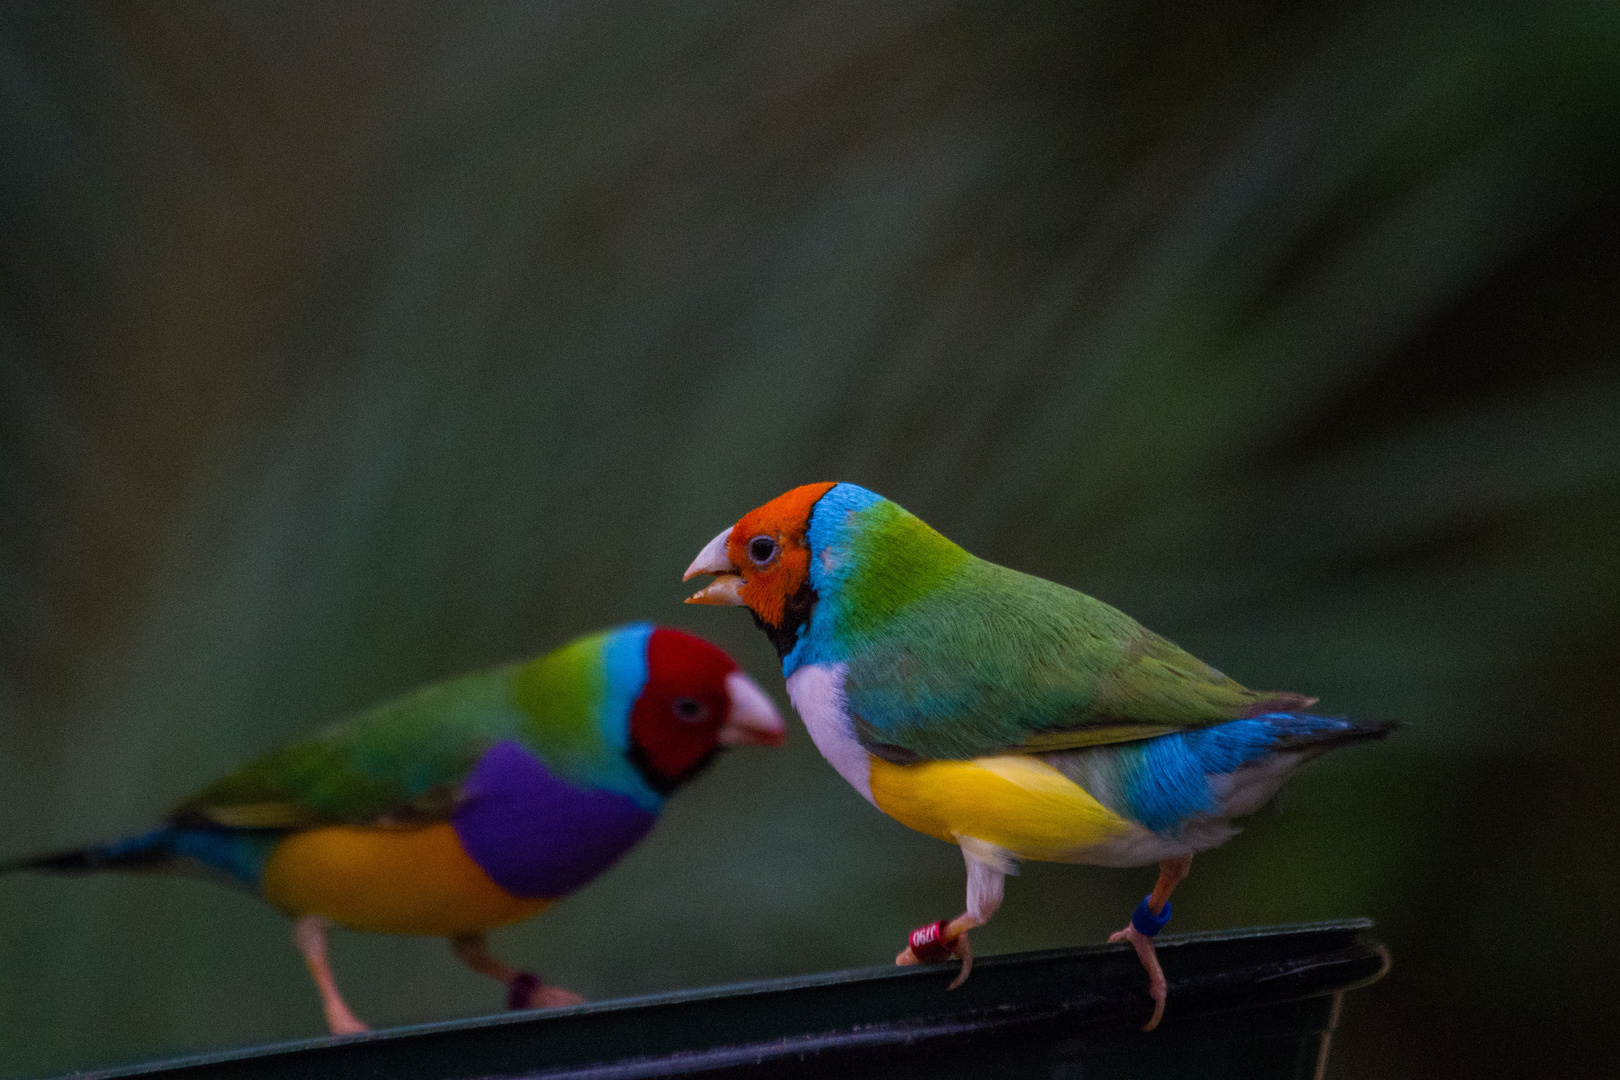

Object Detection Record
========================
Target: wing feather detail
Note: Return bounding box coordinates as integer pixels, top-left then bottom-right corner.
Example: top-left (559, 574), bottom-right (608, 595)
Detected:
top-left (170, 669), bottom-right (519, 830)
top-left (840, 558), bottom-right (1311, 760)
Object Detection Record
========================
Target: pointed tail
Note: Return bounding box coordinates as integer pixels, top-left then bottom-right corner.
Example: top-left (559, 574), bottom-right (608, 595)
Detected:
top-left (1261, 714), bottom-right (1399, 754)
top-left (1, 827), bottom-right (273, 888)
top-left (0, 828), bottom-right (180, 875)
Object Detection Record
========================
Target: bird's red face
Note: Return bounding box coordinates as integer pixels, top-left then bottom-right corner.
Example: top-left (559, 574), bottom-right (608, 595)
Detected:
top-left (629, 628), bottom-right (785, 789)
top-left (682, 483), bottom-right (834, 644)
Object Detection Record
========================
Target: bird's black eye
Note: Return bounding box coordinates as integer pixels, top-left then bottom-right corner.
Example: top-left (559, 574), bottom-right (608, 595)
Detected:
top-left (671, 697), bottom-right (709, 723)
top-left (748, 535), bottom-right (778, 567)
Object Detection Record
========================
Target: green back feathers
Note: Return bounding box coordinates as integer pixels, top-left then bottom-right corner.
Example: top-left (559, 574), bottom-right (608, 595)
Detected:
top-left (805, 485), bottom-right (1308, 760)
top-left (174, 668), bottom-right (523, 829)
top-left (172, 626), bottom-right (653, 830)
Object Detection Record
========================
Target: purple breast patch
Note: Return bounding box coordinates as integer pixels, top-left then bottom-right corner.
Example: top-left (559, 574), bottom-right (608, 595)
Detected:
top-left (452, 740), bottom-right (657, 899)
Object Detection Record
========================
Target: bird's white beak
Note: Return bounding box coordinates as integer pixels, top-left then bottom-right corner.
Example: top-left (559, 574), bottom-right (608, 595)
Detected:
top-left (684, 527), bottom-right (746, 606)
top-left (719, 671), bottom-right (786, 747)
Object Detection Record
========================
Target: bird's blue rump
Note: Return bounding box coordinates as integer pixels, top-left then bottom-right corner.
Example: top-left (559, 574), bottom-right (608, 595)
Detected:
top-left (1051, 714), bottom-right (1388, 835)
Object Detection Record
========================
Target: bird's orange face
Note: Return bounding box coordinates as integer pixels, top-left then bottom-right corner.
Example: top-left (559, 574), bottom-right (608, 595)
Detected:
top-left (684, 482), bottom-right (834, 646)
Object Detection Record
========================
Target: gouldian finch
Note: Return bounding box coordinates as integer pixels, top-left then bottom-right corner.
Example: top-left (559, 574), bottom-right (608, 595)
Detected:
top-left (684, 483), bottom-right (1389, 1030)
top-left (2, 624), bottom-right (784, 1034)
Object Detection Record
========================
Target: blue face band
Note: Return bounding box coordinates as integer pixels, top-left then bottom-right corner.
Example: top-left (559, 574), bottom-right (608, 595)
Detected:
top-left (1130, 896), bottom-right (1173, 937)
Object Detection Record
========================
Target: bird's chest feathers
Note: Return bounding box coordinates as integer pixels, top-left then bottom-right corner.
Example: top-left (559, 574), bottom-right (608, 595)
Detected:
top-left (785, 663), bottom-right (876, 804)
top-left (450, 740), bottom-right (657, 899)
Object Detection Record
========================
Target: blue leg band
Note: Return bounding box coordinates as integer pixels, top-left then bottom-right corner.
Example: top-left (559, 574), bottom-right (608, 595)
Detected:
top-left (1130, 896), bottom-right (1172, 937)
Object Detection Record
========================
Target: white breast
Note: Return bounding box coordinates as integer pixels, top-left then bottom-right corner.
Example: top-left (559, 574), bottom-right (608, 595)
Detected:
top-left (784, 662), bottom-right (875, 804)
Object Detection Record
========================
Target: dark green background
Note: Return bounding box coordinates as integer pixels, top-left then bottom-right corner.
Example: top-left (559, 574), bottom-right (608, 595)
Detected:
top-left (2, 2), bottom-right (1616, 1076)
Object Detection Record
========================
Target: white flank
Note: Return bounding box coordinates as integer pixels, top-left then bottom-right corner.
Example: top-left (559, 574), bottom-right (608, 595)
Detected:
top-left (957, 834), bottom-right (1019, 876)
top-left (1210, 751), bottom-right (1307, 819)
top-left (1078, 825), bottom-right (1213, 869)
top-left (784, 662), bottom-right (875, 804)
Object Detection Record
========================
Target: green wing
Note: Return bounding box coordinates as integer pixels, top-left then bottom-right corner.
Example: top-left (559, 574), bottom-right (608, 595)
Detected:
top-left (170, 668), bottom-right (525, 829)
top-left (841, 558), bottom-right (1312, 762)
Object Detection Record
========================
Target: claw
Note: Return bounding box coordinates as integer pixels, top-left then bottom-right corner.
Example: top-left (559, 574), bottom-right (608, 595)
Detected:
top-left (1110, 923), bottom-right (1168, 1031)
top-left (946, 932), bottom-right (974, 990)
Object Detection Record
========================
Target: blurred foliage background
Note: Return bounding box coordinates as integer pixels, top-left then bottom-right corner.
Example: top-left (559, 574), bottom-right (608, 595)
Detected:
top-left (2, 1), bottom-right (1618, 1076)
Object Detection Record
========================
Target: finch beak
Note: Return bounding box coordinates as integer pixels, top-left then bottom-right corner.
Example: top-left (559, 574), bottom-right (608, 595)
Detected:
top-left (684, 527), bottom-right (746, 605)
top-left (719, 671), bottom-right (786, 747)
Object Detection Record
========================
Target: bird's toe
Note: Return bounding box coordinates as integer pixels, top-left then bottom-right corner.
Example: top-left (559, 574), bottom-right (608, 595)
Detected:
top-left (534, 985), bottom-right (587, 1008)
top-left (325, 1008), bottom-right (369, 1036)
top-left (508, 972), bottom-right (585, 1010)
top-left (1143, 972), bottom-right (1167, 1032)
top-left (1111, 923), bottom-right (1169, 1031)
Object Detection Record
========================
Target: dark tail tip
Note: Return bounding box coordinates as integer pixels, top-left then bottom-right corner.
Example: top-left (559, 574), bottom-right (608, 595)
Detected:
top-left (1, 830), bottom-right (174, 875)
top-left (1272, 716), bottom-right (1400, 753)
top-left (1342, 717), bottom-right (1401, 741)
top-left (0, 849), bottom-right (104, 874)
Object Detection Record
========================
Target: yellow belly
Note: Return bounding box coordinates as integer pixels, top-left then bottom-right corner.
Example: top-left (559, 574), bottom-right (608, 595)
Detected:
top-left (261, 823), bottom-right (550, 936)
top-left (868, 754), bottom-right (1132, 862)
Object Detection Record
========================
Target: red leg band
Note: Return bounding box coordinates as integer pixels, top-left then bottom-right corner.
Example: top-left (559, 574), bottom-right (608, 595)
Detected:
top-left (508, 972), bottom-right (540, 1010)
top-left (908, 920), bottom-right (959, 964)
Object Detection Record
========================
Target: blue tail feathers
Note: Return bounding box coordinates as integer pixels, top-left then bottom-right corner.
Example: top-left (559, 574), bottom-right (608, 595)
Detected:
top-left (1137, 713), bottom-right (1391, 831)
top-left (1053, 712), bottom-right (1391, 835)
top-left (1, 826), bottom-right (277, 889)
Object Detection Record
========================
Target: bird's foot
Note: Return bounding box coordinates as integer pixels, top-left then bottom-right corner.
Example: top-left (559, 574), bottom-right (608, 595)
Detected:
top-left (324, 1000), bottom-right (369, 1036)
top-left (507, 972), bottom-right (585, 1010)
top-left (454, 935), bottom-right (585, 1012)
top-left (896, 918), bottom-right (975, 989)
top-left (1109, 911), bottom-right (1169, 1032)
top-left (1110, 863), bottom-right (1186, 1032)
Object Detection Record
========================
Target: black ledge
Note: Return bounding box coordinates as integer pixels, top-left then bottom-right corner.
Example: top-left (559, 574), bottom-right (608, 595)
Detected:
top-left (66, 920), bottom-right (1388, 1080)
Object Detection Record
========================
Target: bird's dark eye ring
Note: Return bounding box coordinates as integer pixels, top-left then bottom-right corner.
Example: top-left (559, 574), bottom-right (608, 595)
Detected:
top-left (671, 697), bottom-right (708, 723)
top-left (748, 535), bottom-right (778, 567)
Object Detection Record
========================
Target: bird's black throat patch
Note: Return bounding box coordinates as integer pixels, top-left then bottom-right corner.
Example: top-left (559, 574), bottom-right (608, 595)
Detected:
top-left (628, 742), bottom-right (718, 796)
top-left (755, 579), bottom-right (816, 660)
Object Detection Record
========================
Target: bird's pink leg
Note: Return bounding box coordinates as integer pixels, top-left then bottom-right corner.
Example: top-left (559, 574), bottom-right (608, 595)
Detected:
top-left (896, 847), bottom-right (1005, 989)
top-left (451, 934), bottom-right (585, 1010)
top-left (1109, 854), bottom-right (1193, 1032)
top-left (293, 916), bottom-right (368, 1035)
